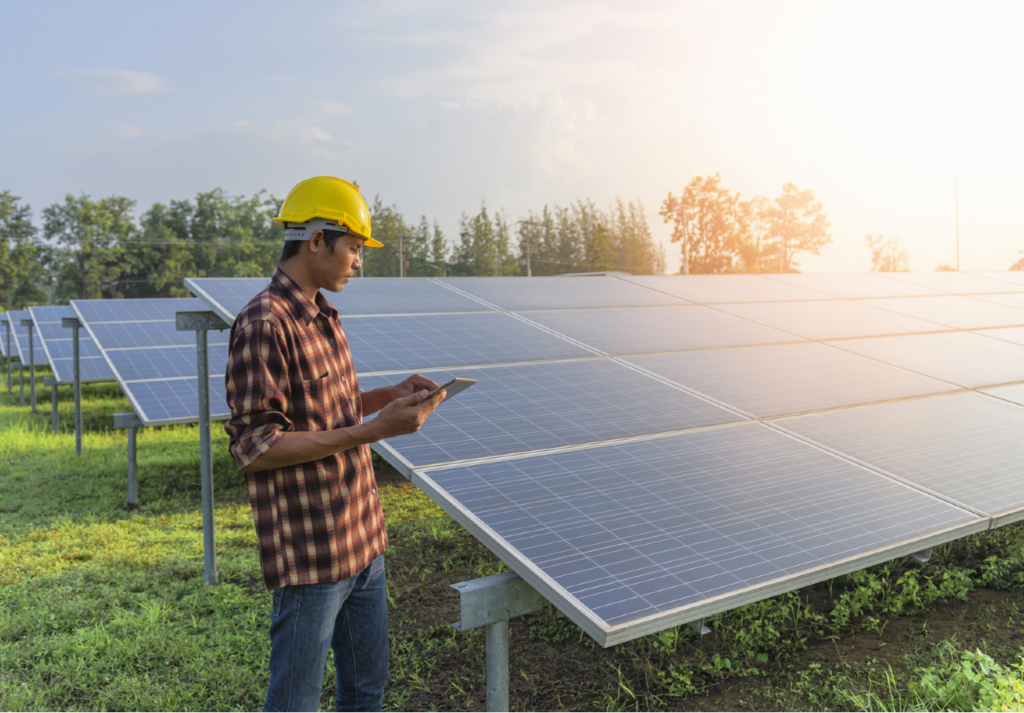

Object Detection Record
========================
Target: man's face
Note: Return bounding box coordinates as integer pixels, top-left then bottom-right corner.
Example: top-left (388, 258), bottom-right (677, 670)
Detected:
top-left (309, 232), bottom-right (363, 292)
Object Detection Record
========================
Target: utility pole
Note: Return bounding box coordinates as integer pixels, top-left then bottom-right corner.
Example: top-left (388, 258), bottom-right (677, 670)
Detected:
top-left (955, 174), bottom-right (960, 271)
top-left (393, 234), bottom-right (409, 278)
top-left (516, 220), bottom-right (539, 277)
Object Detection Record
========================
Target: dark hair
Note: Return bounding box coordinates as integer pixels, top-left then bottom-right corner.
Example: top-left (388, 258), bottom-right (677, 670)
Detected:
top-left (280, 230), bottom-right (343, 262)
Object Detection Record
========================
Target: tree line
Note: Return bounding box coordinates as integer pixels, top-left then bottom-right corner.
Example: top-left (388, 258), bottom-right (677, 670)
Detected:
top-left (659, 174), bottom-right (832, 274)
top-left (0, 188), bottom-right (667, 309)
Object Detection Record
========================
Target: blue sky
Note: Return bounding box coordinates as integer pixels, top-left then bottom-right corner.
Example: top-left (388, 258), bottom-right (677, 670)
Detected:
top-left (2, 0), bottom-right (1022, 273)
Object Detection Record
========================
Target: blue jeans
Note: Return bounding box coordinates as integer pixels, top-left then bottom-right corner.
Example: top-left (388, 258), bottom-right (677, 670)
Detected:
top-left (263, 555), bottom-right (389, 712)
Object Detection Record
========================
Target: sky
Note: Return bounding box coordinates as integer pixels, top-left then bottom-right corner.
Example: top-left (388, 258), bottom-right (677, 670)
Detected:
top-left (1, 0), bottom-right (1022, 274)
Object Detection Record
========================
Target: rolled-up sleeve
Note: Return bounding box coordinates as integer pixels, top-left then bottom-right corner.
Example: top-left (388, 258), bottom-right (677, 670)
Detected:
top-left (224, 320), bottom-right (292, 470)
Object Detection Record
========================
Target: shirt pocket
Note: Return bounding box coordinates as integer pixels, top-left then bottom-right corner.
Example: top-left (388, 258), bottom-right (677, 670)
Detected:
top-left (291, 375), bottom-right (337, 431)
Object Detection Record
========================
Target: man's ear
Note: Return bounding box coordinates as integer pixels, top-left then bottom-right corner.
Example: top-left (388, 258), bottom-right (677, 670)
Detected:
top-left (308, 229), bottom-right (325, 252)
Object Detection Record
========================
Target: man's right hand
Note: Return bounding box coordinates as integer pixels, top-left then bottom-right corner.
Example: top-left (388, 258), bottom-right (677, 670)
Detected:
top-left (367, 388), bottom-right (445, 440)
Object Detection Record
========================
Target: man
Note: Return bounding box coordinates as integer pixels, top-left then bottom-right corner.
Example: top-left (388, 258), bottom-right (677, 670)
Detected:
top-left (224, 176), bottom-right (445, 712)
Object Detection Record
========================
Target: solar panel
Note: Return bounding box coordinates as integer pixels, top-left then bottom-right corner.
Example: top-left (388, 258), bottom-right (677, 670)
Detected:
top-left (8, 310), bottom-right (49, 367)
top-left (186, 276), bottom-right (492, 323)
top-left (715, 300), bottom-right (943, 341)
top-left (129, 375), bottom-right (230, 425)
top-left (364, 359), bottom-right (743, 469)
top-left (972, 327), bottom-right (1024, 348)
top-left (27, 305), bottom-right (115, 385)
top-left (72, 297), bottom-right (229, 426)
top-left (882, 272), bottom-right (1021, 295)
top-left (861, 296), bottom-right (1024, 330)
top-left (830, 331), bottom-right (1024, 388)
top-left (417, 424), bottom-right (981, 644)
top-left (347, 312), bottom-right (594, 374)
top-left (973, 293), bottom-right (1024, 311)
top-left (438, 276), bottom-right (688, 310)
top-left (982, 383), bottom-right (1024, 408)
top-left (625, 343), bottom-right (955, 418)
top-left (759, 273), bottom-right (944, 299)
top-left (973, 272), bottom-right (1024, 288)
top-left (619, 274), bottom-right (828, 304)
top-left (519, 306), bottom-right (803, 356)
top-left (780, 392), bottom-right (1024, 522)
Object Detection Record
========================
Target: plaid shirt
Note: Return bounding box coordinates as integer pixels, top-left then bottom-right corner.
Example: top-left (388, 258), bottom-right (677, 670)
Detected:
top-left (224, 266), bottom-right (388, 590)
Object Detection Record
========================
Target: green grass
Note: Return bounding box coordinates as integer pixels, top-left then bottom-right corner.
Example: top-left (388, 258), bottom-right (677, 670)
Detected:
top-left (5, 364), bottom-right (1024, 711)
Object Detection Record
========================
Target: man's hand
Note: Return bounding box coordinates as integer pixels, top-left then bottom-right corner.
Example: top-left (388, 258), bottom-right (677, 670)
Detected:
top-left (367, 387), bottom-right (445, 440)
top-left (391, 373), bottom-right (441, 398)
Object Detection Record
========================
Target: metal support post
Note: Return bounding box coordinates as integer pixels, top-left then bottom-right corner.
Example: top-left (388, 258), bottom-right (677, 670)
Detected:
top-left (19, 361), bottom-right (24, 405)
top-left (114, 412), bottom-right (144, 507)
top-left (127, 426), bottom-right (138, 507)
top-left (450, 571), bottom-right (547, 712)
top-left (22, 318), bottom-right (36, 413)
top-left (63, 318), bottom-right (83, 455)
top-left (4, 320), bottom-right (10, 393)
top-left (197, 328), bottom-right (217, 584)
top-left (911, 548), bottom-right (933, 564)
top-left (44, 376), bottom-right (58, 433)
top-left (486, 620), bottom-right (509, 710)
top-left (176, 310), bottom-right (230, 586)
top-left (688, 619), bottom-right (711, 636)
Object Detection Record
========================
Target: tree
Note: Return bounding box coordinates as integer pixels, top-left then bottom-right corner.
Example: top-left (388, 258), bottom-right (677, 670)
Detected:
top-left (0, 191), bottom-right (50, 309)
top-left (864, 234), bottom-right (910, 272)
top-left (660, 174), bottom-right (742, 274)
top-left (609, 198), bottom-right (665, 275)
top-left (736, 196), bottom-right (772, 273)
top-left (45, 194), bottom-right (135, 302)
top-left (452, 203), bottom-right (517, 276)
top-left (936, 263), bottom-right (958, 272)
top-left (764, 183), bottom-right (831, 273)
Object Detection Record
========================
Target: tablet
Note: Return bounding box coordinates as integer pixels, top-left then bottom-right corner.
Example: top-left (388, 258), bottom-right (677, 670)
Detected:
top-left (426, 377), bottom-right (477, 404)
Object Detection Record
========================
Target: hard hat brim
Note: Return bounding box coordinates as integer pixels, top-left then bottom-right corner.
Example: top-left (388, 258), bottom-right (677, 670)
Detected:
top-left (361, 236), bottom-right (384, 248)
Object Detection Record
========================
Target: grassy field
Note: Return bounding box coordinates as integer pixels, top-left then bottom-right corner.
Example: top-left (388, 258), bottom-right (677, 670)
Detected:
top-left (4, 366), bottom-right (1024, 711)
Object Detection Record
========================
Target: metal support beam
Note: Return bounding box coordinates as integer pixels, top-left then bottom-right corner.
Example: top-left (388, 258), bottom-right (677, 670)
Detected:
top-left (114, 412), bottom-right (144, 508)
top-left (4, 320), bottom-right (11, 393)
top-left (911, 548), bottom-right (933, 564)
top-left (22, 318), bottom-right (36, 413)
top-left (450, 571), bottom-right (546, 712)
top-left (63, 317), bottom-right (83, 455)
top-left (44, 376), bottom-right (58, 433)
top-left (19, 361), bottom-right (24, 405)
top-left (688, 619), bottom-right (711, 636)
top-left (177, 310), bottom-right (226, 586)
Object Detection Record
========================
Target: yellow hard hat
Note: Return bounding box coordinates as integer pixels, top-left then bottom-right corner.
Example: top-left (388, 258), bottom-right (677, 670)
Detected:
top-left (273, 176), bottom-right (383, 248)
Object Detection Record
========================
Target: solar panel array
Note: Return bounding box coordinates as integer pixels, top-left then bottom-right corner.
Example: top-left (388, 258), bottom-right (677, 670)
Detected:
top-left (187, 271), bottom-right (1024, 646)
top-left (72, 298), bottom-right (229, 426)
top-left (7, 309), bottom-right (49, 367)
top-left (27, 306), bottom-right (114, 385)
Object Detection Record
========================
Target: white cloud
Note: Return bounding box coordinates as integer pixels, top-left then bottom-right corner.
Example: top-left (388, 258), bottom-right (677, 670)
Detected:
top-left (302, 126), bottom-right (333, 141)
top-left (98, 124), bottom-right (144, 139)
top-left (67, 69), bottom-right (171, 95)
top-left (317, 101), bottom-right (352, 118)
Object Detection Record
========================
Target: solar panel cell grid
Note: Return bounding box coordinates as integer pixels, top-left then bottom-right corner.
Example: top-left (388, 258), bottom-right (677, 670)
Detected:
top-left (831, 331), bottom-right (1024, 388)
top-left (759, 273), bottom-right (945, 299)
top-left (439, 276), bottom-right (688, 310)
top-left (364, 359), bottom-right (743, 468)
top-left (519, 305), bottom-right (802, 356)
top-left (422, 425), bottom-right (977, 631)
top-left (883, 272), bottom-right (1022, 295)
top-left (780, 392), bottom-right (1024, 520)
top-left (626, 343), bottom-right (954, 418)
top-left (862, 296), bottom-right (1024, 330)
top-left (716, 300), bottom-right (944, 340)
top-left (621, 274), bottom-right (829, 304)
top-left (346, 312), bottom-right (594, 374)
